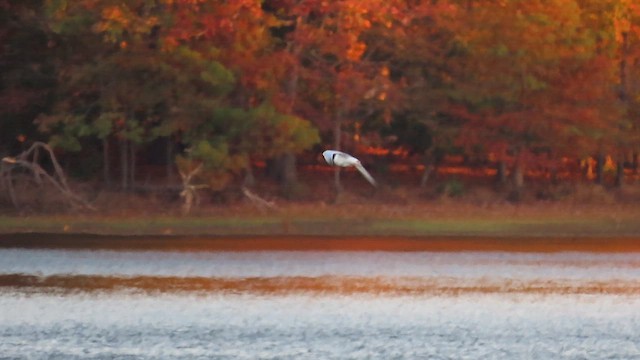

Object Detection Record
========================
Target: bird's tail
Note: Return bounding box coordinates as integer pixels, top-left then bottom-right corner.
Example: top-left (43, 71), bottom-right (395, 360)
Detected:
top-left (355, 162), bottom-right (377, 187)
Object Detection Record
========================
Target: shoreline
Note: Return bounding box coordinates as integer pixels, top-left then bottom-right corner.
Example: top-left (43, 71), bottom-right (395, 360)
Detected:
top-left (2, 232), bottom-right (640, 252)
top-left (2, 201), bottom-right (640, 242)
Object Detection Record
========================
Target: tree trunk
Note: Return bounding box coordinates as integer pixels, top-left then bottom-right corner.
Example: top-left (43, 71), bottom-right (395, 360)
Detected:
top-left (512, 160), bottom-right (524, 191)
top-left (419, 149), bottom-right (435, 188)
top-left (281, 152), bottom-right (297, 188)
top-left (615, 31), bottom-right (628, 188)
top-left (102, 137), bottom-right (111, 187)
top-left (166, 137), bottom-right (174, 186)
top-left (496, 160), bottom-right (508, 185)
top-left (120, 139), bottom-right (128, 190)
top-left (333, 104), bottom-right (344, 194)
top-left (244, 163), bottom-right (255, 188)
top-left (129, 142), bottom-right (136, 189)
top-left (273, 42), bottom-right (302, 196)
top-left (619, 31), bottom-right (629, 103)
top-left (595, 152), bottom-right (605, 185)
top-left (286, 43), bottom-right (301, 111)
top-left (276, 152), bottom-right (297, 198)
top-left (615, 159), bottom-right (624, 188)
top-left (419, 164), bottom-right (434, 188)
top-left (511, 149), bottom-right (525, 199)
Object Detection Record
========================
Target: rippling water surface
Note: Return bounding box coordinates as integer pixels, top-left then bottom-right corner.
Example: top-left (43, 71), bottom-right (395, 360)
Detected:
top-left (1, 241), bottom-right (640, 359)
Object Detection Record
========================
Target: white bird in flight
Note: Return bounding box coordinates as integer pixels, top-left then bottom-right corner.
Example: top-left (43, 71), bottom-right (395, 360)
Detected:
top-left (322, 150), bottom-right (377, 187)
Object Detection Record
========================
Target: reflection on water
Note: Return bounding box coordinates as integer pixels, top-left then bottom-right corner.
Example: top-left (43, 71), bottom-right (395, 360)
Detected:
top-left (2, 245), bottom-right (640, 359)
top-left (2, 292), bottom-right (640, 359)
top-left (2, 249), bottom-right (640, 280)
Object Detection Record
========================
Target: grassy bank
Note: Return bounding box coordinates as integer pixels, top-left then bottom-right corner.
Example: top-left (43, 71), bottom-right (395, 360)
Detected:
top-left (1, 202), bottom-right (639, 237)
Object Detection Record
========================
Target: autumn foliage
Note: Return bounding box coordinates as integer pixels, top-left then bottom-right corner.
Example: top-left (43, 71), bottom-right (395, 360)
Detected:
top-left (1, 0), bottom-right (640, 207)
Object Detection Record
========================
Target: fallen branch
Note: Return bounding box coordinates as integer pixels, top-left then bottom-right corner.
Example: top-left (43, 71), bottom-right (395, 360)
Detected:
top-left (1, 142), bottom-right (96, 211)
top-left (179, 163), bottom-right (207, 215)
top-left (242, 187), bottom-right (279, 212)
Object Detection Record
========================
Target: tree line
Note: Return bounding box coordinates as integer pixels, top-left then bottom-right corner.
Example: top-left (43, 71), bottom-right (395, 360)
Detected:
top-left (2, 0), bottom-right (640, 198)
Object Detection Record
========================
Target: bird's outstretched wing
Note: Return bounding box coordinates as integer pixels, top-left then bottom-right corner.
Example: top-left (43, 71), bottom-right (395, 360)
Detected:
top-left (354, 162), bottom-right (377, 187)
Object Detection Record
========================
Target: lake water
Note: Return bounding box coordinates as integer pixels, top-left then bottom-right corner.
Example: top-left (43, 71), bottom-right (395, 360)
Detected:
top-left (1, 243), bottom-right (640, 359)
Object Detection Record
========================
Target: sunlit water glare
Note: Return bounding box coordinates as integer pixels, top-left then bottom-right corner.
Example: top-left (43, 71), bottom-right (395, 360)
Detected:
top-left (1, 247), bottom-right (640, 359)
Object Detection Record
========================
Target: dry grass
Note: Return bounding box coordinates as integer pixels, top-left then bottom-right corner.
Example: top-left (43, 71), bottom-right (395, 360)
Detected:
top-left (1, 197), bottom-right (639, 237)
top-left (2, 172), bottom-right (640, 237)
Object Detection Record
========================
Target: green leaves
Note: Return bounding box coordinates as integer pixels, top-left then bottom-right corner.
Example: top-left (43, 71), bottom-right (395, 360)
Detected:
top-left (41, 114), bottom-right (86, 151)
top-left (94, 113), bottom-right (117, 139)
top-left (49, 134), bottom-right (82, 152)
top-left (190, 141), bottom-right (244, 171)
top-left (19, 0), bottom-right (640, 191)
top-left (199, 61), bottom-right (235, 94)
top-left (184, 103), bottom-right (319, 167)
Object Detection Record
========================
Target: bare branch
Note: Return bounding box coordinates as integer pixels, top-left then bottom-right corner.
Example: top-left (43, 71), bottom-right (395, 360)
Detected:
top-left (179, 163), bottom-right (206, 215)
top-left (0, 142), bottom-right (96, 211)
top-left (242, 187), bottom-right (279, 212)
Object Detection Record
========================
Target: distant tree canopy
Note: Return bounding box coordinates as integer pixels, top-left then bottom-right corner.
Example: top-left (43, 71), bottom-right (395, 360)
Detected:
top-left (1, 0), bottom-right (640, 193)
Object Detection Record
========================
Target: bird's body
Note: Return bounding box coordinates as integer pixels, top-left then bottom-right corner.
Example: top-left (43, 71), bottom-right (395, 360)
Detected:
top-left (322, 150), bottom-right (377, 187)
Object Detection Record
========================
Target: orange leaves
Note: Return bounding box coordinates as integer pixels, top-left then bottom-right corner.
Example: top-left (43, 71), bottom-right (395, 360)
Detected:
top-left (92, 6), bottom-right (128, 35)
top-left (168, 0), bottom-right (267, 48)
top-left (101, 6), bottom-right (125, 23)
top-left (453, 0), bottom-right (632, 161)
top-left (161, 36), bottom-right (179, 51)
top-left (89, 3), bottom-right (160, 45)
top-left (346, 41), bottom-right (366, 61)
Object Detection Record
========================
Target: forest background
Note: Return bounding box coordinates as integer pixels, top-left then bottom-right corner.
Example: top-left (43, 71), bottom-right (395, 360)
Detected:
top-left (2, 0), bottom-right (640, 220)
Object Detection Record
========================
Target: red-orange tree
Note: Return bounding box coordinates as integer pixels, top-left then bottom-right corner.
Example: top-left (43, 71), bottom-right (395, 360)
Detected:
top-left (40, 0), bottom-right (319, 191)
top-left (452, 0), bottom-right (623, 191)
